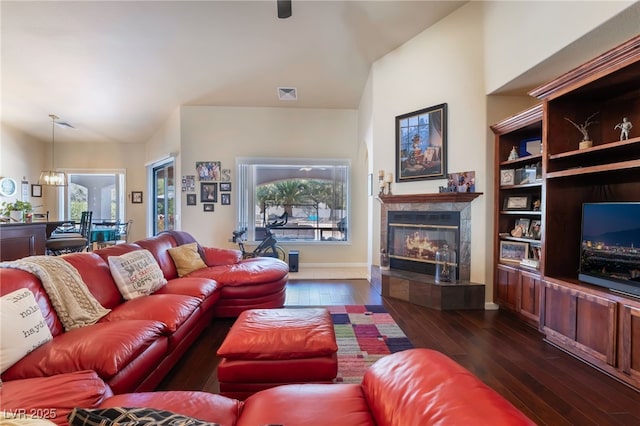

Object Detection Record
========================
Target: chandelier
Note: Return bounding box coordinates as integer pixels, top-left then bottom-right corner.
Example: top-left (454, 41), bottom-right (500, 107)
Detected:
top-left (38, 114), bottom-right (68, 186)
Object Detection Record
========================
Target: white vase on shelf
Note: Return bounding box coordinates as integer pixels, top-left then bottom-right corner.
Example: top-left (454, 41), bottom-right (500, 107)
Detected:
top-left (9, 210), bottom-right (23, 222)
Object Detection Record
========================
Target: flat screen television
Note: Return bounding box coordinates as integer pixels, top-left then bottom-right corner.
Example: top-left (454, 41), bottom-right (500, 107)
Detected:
top-left (579, 202), bottom-right (640, 298)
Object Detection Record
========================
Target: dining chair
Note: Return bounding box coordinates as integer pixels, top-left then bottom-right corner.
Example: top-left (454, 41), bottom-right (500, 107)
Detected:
top-left (116, 219), bottom-right (133, 243)
top-left (46, 211), bottom-right (93, 255)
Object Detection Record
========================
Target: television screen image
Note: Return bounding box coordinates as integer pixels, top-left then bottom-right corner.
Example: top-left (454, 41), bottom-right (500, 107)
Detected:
top-left (579, 202), bottom-right (640, 297)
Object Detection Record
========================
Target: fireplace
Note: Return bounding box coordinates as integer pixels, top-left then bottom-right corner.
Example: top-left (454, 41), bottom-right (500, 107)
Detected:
top-left (377, 193), bottom-right (483, 310)
top-left (387, 211), bottom-right (460, 279)
top-left (379, 193), bottom-right (481, 282)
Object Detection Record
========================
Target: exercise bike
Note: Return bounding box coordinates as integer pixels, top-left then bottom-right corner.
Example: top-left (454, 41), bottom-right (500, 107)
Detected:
top-left (232, 212), bottom-right (287, 261)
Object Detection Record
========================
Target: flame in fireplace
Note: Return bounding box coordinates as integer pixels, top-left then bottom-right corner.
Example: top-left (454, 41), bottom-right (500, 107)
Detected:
top-left (402, 231), bottom-right (440, 261)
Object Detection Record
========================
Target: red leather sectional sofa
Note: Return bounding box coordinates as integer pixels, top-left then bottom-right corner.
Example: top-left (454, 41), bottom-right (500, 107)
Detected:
top-left (0, 232), bottom-right (289, 394)
top-left (1, 349), bottom-right (535, 426)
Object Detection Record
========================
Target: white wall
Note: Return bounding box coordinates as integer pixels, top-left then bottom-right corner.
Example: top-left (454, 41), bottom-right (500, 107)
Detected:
top-left (179, 106), bottom-right (366, 266)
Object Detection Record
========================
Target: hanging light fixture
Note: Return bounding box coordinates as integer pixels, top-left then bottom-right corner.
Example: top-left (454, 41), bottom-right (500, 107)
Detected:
top-left (39, 114), bottom-right (68, 186)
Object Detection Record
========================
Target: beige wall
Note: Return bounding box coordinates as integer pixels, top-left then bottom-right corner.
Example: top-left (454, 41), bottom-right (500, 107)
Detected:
top-left (358, 71), bottom-right (375, 273)
top-left (2, 1), bottom-right (637, 288)
top-left (145, 107), bottom-right (181, 164)
top-left (0, 124), bottom-right (147, 241)
top-left (179, 106), bottom-right (366, 266)
top-left (483, 1), bottom-right (637, 95)
top-left (369, 3), bottom-right (488, 287)
top-left (50, 141), bottom-right (147, 242)
top-left (0, 125), bottom-right (48, 211)
top-left (363, 1), bottom-right (639, 305)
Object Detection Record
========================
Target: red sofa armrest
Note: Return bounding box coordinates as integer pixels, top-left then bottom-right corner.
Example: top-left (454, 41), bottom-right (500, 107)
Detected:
top-left (99, 391), bottom-right (242, 425)
top-left (362, 349), bottom-right (535, 426)
top-left (202, 247), bottom-right (242, 266)
top-left (0, 371), bottom-right (113, 426)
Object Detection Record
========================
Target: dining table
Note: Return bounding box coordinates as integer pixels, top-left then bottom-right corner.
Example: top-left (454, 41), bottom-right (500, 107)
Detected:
top-left (90, 225), bottom-right (118, 245)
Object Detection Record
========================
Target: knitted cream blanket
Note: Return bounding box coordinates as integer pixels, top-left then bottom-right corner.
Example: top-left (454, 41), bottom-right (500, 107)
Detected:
top-left (1, 256), bottom-right (111, 331)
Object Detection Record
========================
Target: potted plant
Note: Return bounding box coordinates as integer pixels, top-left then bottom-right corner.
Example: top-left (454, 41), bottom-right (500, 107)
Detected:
top-left (1, 200), bottom-right (33, 222)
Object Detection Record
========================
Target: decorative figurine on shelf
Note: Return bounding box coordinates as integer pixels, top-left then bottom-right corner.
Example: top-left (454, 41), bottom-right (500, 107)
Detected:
top-left (507, 146), bottom-right (519, 161)
top-left (510, 223), bottom-right (525, 238)
top-left (614, 117), bottom-right (633, 140)
top-left (532, 199), bottom-right (541, 211)
top-left (565, 112), bottom-right (599, 149)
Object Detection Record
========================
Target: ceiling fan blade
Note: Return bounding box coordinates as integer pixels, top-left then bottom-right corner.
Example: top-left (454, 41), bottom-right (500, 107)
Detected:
top-left (277, 0), bottom-right (292, 19)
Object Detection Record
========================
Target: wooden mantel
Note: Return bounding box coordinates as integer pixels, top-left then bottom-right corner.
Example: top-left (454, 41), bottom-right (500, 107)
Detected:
top-left (377, 192), bottom-right (483, 204)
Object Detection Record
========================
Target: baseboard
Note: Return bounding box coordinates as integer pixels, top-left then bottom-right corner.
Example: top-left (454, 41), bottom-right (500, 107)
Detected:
top-left (288, 263), bottom-right (368, 280)
top-left (298, 262), bottom-right (368, 268)
top-left (485, 302), bottom-right (499, 311)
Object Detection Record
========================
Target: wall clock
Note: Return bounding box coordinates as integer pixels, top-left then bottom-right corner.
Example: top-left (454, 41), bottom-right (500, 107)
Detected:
top-left (0, 177), bottom-right (17, 197)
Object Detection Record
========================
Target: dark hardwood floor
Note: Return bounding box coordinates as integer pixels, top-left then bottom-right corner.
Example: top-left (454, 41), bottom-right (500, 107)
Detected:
top-left (159, 277), bottom-right (640, 426)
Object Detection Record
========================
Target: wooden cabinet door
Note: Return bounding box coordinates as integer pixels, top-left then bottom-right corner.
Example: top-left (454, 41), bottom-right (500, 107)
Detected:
top-left (0, 223), bottom-right (46, 261)
top-left (518, 270), bottom-right (541, 325)
top-left (543, 281), bottom-right (617, 366)
top-left (620, 303), bottom-right (640, 387)
top-left (496, 264), bottom-right (518, 311)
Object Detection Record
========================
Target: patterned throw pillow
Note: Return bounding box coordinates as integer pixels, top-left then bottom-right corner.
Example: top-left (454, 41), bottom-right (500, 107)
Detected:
top-left (108, 250), bottom-right (167, 300)
top-left (68, 407), bottom-right (220, 426)
top-left (0, 288), bottom-right (53, 373)
top-left (167, 243), bottom-right (207, 277)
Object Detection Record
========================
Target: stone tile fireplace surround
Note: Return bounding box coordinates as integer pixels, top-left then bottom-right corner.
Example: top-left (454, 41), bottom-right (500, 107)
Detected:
top-left (378, 192), bottom-right (484, 310)
top-left (379, 193), bottom-right (481, 280)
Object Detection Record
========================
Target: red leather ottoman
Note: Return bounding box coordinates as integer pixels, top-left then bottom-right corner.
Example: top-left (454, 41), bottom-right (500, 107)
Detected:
top-left (216, 308), bottom-right (338, 399)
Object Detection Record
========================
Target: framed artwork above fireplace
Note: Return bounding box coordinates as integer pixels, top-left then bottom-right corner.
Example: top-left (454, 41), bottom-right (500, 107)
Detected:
top-left (395, 103), bottom-right (447, 182)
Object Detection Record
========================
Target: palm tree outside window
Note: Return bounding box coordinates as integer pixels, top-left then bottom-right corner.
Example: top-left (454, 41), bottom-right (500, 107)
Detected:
top-left (237, 159), bottom-right (349, 243)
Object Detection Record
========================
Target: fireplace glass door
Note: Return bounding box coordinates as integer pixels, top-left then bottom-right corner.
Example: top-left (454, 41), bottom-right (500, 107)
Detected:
top-left (387, 211), bottom-right (460, 278)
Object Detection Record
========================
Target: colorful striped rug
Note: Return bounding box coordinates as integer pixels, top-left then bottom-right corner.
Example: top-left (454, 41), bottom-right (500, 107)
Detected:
top-left (326, 305), bottom-right (414, 384)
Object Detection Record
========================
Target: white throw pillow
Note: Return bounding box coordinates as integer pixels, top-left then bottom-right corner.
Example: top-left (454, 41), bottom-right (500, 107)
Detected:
top-left (1, 288), bottom-right (53, 373)
top-left (108, 250), bottom-right (167, 300)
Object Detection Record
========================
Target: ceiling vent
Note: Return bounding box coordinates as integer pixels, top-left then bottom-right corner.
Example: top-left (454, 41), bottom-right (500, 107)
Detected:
top-left (278, 87), bottom-right (297, 101)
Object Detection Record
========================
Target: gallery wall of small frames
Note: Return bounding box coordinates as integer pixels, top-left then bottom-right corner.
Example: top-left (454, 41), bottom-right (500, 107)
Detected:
top-left (182, 162), bottom-right (232, 212)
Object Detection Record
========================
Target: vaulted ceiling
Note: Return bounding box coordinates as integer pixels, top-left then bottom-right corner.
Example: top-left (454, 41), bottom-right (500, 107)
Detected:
top-left (1, 1), bottom-right (466, 145)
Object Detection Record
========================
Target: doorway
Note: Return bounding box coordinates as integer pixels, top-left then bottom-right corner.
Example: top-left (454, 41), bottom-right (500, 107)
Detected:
top-left (66, 172), bottom-right (125, 222)
top-left (152, 160), bottom-right (175, 235)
